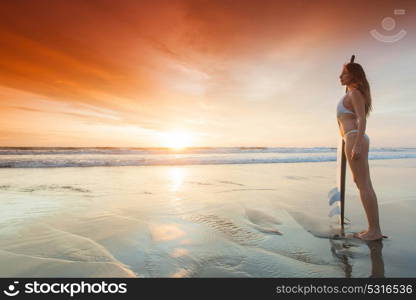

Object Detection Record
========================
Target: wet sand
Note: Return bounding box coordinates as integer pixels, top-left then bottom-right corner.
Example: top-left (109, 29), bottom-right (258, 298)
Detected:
top-left (0, 159), bottom-right (415, 277)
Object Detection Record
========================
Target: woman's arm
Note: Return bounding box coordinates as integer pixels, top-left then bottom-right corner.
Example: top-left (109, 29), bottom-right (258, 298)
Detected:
top-left (337, 120), bottom-right (342, 136)
top-left (350, 88), bottom-right (367, 146)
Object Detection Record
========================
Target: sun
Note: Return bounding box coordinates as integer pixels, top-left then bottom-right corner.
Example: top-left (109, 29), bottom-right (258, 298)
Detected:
top-left (162, 130), bottom-right (193, 150)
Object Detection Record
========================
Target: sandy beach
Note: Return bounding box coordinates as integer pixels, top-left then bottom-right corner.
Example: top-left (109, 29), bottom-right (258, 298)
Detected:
top-left (1, 158), bottom-right (415, 278)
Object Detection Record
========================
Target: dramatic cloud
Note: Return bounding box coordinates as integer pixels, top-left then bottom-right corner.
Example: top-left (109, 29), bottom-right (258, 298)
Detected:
top-left (0, 0), bottom-right (415, 146)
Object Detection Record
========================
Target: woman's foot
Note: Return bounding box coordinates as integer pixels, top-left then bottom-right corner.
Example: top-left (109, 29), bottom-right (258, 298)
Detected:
top-left (355, 230), bottom-right (387, 241)
top-left (352, 229), bottom-right (368, 238)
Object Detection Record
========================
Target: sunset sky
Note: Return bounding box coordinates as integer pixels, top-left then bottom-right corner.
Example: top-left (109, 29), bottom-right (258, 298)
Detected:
top-left (0, 0), bottom-right (415, 147)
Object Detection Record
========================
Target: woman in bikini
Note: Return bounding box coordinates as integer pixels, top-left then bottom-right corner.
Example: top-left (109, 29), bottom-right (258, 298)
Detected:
top-left (337, 62), bottom-right (386, 241)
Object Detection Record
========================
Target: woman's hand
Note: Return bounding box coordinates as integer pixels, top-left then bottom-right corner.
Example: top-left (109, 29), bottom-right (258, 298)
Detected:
top-left (352, 143), bottom-right (362, 160)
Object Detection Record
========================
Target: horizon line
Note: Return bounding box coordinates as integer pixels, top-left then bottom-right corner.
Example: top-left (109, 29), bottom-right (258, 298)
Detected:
top-left (1, 145), bottom-right (414, 149)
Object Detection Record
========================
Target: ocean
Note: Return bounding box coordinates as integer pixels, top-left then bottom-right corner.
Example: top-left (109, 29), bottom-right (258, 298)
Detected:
top-left (1, 146), bottom-right (416, 168)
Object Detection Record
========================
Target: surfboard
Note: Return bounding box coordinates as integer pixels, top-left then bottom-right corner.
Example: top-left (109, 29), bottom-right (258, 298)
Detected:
top-left (327, 137), bottom-right (345, 225)
top-left (337, 136), bottom-right (347, 228)
top-left (329, 54), bottom-right (355, 230)
top-left (338, 54), bottom-right (355, 229)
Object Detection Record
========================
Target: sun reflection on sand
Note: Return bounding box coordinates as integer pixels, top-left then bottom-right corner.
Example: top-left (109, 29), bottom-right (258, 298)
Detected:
top-left (168, 167), bottom-right (186, 192)
top-left (149, 224), bottom-right (186, 241)
top-left (170, 248), bottom-right (189, 258)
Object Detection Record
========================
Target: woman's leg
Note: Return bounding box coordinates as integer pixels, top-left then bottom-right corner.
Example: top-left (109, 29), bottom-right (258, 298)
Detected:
top-left (344, 134), bottom-right (383, 240)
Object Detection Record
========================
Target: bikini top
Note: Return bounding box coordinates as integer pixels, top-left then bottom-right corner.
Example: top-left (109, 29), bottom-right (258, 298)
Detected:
top-left (337, 94), bottom-right (355, 118)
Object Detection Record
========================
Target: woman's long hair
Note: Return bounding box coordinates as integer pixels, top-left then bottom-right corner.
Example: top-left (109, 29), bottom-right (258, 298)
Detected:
top-left (345, 62), bottom-right (373, 118)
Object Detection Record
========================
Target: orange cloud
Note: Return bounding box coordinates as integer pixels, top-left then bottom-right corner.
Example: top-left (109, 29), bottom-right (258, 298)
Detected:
top-left (0, 0), bottom-right (415, 146)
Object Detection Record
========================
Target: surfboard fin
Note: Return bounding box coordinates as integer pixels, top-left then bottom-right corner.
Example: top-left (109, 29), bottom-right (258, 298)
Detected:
top-left (328, 187), bottom-right (340, 206)
top-left (329, 205), bottom-right (340, 217)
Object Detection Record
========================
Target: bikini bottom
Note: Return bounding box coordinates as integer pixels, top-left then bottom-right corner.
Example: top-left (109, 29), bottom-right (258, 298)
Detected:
top-left (342, 129), bottom-right (370, 142)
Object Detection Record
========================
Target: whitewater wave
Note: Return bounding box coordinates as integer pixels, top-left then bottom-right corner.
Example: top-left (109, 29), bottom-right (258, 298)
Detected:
top-left (0, 147), bottom-right (336, 155)
top-left (1, 152), bottom-right (416, 168)
top-left (1, 146), bottom-right (414, 156)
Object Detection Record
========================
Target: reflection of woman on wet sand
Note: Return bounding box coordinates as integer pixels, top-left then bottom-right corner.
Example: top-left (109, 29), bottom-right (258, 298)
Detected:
top-left (367, 240), bottom-right (385, 278)
top-left (337, 62), bottom-right (387, 241)
top-left (330, 238), bottom-right (385, 278)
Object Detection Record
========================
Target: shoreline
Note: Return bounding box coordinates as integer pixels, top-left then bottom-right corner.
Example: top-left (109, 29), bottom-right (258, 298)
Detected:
top-left (0, 159), bottom-right (415, 277)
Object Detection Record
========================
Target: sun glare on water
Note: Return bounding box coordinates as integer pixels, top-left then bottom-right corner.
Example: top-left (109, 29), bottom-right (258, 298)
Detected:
top-left (162, 130), bottom-right (193, 150)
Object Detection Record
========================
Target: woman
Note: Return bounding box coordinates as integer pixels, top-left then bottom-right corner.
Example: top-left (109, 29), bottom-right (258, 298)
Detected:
top-left (337, 62), bottom-right (386, 241)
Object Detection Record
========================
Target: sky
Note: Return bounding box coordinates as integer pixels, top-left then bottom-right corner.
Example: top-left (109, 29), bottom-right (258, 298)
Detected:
top-left (0, 0), bottom-right (415, 148)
